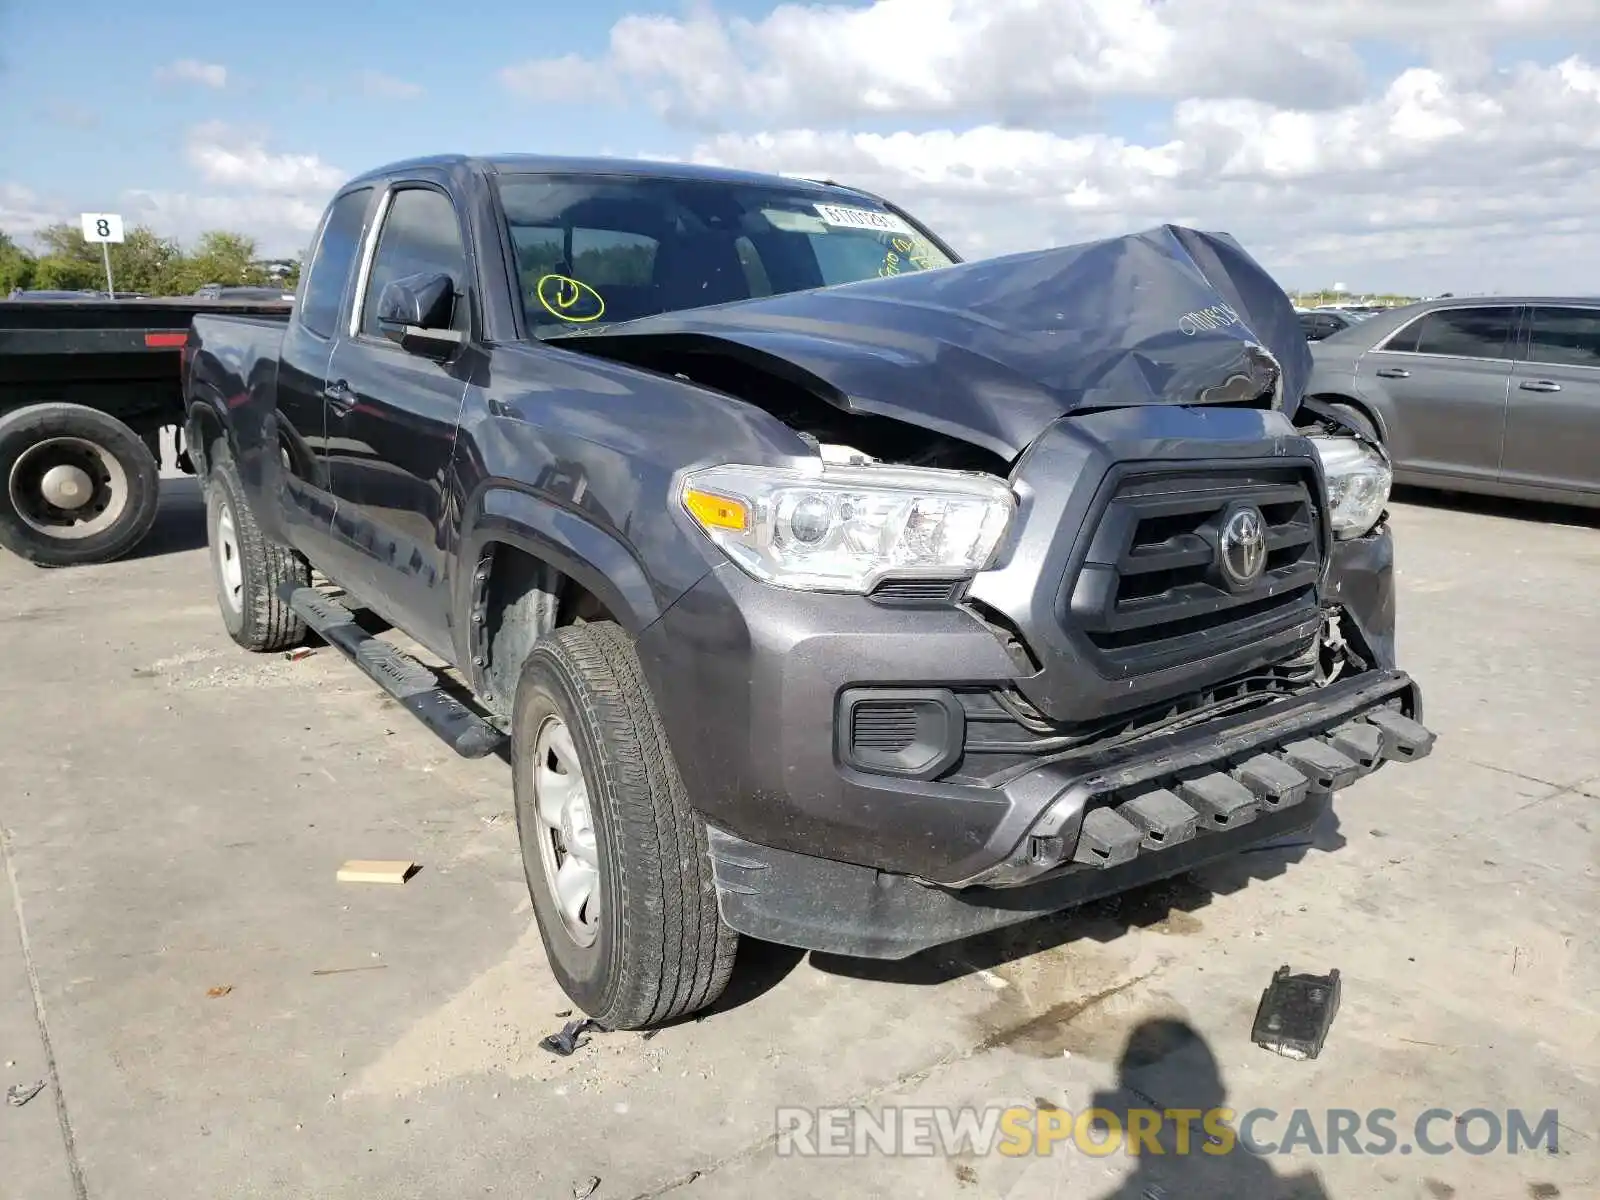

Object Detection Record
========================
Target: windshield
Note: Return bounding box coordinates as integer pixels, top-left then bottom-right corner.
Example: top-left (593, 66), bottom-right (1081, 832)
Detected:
top-left (495, 173), bottom-right (956, 337)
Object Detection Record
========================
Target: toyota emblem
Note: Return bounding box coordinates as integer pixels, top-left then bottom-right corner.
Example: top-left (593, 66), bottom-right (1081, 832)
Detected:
top-left (1218, 505), bottom-right (1268, 590)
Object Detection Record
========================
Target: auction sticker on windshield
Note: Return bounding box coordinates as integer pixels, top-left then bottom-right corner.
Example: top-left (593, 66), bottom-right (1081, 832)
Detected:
top-left (814, 203), bottom-right (914, 235)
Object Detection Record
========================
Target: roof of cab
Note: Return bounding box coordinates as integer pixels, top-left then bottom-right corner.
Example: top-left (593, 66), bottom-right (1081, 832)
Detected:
top-left (342, 153), bottom-right (879, 199)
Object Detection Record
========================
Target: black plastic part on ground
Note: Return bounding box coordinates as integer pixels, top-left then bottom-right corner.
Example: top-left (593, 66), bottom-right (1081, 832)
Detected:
top-left (1250, 965), bottom-right (1343, 1060)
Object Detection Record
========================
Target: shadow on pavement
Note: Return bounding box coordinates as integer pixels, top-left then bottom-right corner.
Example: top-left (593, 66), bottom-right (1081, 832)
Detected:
top-left (124, 476), bottom-right (209, 559)
top-left (1392, 483), bottom-right (1600, 529)
top-left (1085, 1017), bottom-right (1333, 1199)
top-left (813, 805), bottom-right (1344, 988)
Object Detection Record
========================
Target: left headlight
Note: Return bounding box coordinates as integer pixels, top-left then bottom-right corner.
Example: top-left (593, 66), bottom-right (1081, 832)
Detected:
top-left (1310, 436), bottom-right (1391, 539)
top-left (679, 462), bottom-right (1016, 593)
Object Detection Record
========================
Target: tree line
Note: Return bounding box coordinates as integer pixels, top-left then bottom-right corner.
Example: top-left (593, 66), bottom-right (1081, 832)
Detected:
top-left (0, 224), bottom-right (301, 296)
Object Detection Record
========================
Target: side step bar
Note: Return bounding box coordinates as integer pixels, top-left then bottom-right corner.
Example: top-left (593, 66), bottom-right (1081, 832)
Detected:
top-left (281, 585), bottom-right (507, 760)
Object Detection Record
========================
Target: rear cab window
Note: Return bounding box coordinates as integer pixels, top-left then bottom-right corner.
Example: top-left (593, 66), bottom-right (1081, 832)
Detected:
top-left (298, 188), bottom-right (373, 339)
top-left (494, 174), bottom-right (955, 337)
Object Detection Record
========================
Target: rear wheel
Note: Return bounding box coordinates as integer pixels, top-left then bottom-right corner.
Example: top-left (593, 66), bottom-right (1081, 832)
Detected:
top-left (204, 445), bottom-right (309, 651)
top-left (512, 621), bottom-right (738, 1030)
top-left (0, 403), bottom-right (160, 567)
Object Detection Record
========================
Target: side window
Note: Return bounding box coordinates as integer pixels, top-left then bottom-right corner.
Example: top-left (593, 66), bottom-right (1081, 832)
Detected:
top-left (1383, 316), bottom-right (1423, 353)
top-left (298, 188), bottom-right (372, 339)
top-left (1409, 307), bottom-right (1514, 360)
top-left (360, 188), bottom-right (468, 338)
top-left (1525, 307), bottom-right (1600, 369)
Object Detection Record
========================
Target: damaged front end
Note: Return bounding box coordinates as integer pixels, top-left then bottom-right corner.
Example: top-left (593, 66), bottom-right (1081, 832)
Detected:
top-left (603, 223), bottom-right (1433, 957)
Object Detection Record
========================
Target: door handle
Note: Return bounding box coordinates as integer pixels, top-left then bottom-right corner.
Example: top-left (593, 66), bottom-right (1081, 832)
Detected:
top-left (1519, 380), bottom-right (1561, 393)
top-left (325, 380), bottom-right (355, 411)
top-left (1375, 367), bottom-right (1410, 379)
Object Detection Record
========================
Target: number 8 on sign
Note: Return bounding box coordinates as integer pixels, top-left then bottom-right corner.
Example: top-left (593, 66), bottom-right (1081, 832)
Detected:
top-left (80, 212), bottom-right (125, 244)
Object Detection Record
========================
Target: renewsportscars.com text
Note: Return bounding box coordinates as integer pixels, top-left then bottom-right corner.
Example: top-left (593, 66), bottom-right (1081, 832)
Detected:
top-left (775, 1105), bottom-right (1561, 1159)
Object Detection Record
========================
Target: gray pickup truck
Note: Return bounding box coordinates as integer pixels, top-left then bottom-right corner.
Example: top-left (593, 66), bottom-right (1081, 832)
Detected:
top-left (184, 153), bottom-right (1435, 1029)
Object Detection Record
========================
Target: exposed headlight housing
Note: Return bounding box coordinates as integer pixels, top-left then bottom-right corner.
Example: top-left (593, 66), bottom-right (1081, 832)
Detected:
top-left (1310, 436), bottom-right (1391, 539)
top-left (679, 461), bottom-right (1016, 593)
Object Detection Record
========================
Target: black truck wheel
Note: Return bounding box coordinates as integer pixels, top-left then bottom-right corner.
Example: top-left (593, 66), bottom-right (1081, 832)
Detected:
top-left (0, 403), bottom-right (161, 567)
top-left (204, 446), bottom-right (309, 651)
top-left (512, 621), bottom-right (738, 1030)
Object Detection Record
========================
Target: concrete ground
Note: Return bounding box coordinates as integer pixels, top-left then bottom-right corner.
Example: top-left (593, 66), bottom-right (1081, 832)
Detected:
top-left (1, 475), bottom-right (1595, 1200)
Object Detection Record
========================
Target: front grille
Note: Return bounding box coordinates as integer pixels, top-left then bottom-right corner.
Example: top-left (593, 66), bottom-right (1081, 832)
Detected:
top-left (1067, 467), bottom-right (1324, 672)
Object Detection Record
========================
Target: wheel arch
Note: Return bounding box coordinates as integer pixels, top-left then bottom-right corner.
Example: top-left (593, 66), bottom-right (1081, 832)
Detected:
top-left (184, 388), bottom-right (232, 479)
top-left (1304, 391), bottom-right (1388, 444)
top-left (460, 486), bottom-right (669, 714)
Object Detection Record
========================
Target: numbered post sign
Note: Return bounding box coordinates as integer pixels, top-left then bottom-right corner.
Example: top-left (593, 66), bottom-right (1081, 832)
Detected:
top-left (80, 213), bottom-right (126, 244)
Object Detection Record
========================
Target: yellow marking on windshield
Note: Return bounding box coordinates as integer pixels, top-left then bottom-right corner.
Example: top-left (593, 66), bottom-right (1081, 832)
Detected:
top-left (877, 232), bottom-right (939, 277)
top-left (535, 274), bottom-right (606, 323)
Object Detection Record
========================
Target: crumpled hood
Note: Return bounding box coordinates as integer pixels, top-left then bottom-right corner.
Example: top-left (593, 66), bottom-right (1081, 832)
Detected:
top-left (546, 224), bottom-right (1312, 461)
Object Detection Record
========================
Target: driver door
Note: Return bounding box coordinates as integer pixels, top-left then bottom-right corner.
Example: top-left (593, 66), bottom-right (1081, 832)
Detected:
top-left (323, 182), bottom-right (474, 658)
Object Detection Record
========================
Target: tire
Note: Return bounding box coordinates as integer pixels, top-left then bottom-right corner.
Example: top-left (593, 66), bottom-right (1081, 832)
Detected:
top-left (204, 445), bottom-right (309, 651)
top-left (0, 402), bottom-right (160, 567)
top-left (512, 621), bottom-right (738, 1030)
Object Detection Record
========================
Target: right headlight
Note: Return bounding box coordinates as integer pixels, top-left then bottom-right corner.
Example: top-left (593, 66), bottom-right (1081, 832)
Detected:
top-left (1310, 436), bottom-right (1391, 539)
top-left (678, 461), bottom-right (1016, 593)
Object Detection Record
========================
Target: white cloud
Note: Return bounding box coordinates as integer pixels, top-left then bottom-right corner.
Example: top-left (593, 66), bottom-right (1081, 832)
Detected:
top-left (154, 59), bottom-right (227, 89)
top-left (501, 53), bottom-right (623, 102)
top-left (122, 190), bottom-right (328, 256)
top-left (688, 55), bottom-right (1600, 291)
top-left (359, 70), bottom-right (423, 100)
top-left (0, 126), bottom-right (341, 256)
top-left (185, 121), bottom-right (345, 195)
top-left (491, 1), bottom-right (1600, 289)
top-left (503, 0), bottom-right (1600, 123)
top-left (0, 184), bottom-right (57, 240)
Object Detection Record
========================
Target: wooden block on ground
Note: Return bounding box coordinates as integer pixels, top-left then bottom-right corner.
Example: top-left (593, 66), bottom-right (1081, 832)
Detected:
top-left (337, 859), bottom-right (419, 884)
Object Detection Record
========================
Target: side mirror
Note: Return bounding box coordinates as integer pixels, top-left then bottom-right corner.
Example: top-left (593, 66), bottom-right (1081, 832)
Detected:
top-left (376, 272), bottom-right (465, 358)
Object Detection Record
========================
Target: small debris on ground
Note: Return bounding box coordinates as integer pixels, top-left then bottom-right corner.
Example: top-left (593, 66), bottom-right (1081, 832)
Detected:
top-left (336, 860), bottom-right (419, 884)
top-left (541, 1018), bottom-right (604, 1057)
top-left (6, 1080), bottom-right (46, 1107)
top-left (283, 647), bottom-right (316, 662)
top-left (311, 965), bottom-right (390, 977)
top-left (1251, 965), bottom-right (1342, 1060)
top-left (572, 1176), bottom-right (601, 1199)
top-left (206, 985), bottom-right (233, 998)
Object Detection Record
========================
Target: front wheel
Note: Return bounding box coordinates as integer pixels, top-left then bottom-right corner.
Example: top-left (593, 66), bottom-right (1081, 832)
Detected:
top-left (512, 621), bottom-right (738, 1030)
top-left (0, 403), bottom-right (160, 566)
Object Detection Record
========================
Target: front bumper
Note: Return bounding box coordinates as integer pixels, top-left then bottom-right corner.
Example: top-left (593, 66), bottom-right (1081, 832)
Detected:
top-left (635, 518), bottom-right (1413, 883)
top-left (703, 674), bottom-right (1432, 958)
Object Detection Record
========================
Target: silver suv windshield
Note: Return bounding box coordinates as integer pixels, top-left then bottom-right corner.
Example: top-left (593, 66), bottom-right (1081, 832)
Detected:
top-left (495, 173), bottom-right (956, 337)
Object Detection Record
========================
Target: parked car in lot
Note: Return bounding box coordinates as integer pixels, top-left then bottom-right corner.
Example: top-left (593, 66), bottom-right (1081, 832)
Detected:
top-left (1299, 309), bottom-right (1361, 341)
top-left (183, 153), bottom-right (1435, 1028)
top-left (1307, 297), bottom-right (1600, 507)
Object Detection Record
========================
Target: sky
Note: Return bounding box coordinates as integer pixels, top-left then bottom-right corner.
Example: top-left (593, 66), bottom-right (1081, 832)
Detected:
top-left (2, 0), bottom-right (1598, 295)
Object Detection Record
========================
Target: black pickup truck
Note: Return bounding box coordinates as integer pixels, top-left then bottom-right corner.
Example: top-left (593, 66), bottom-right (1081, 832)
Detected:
top-left (185, 154), bottom-right (1435, 1029)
